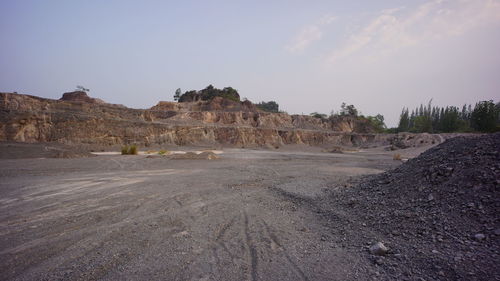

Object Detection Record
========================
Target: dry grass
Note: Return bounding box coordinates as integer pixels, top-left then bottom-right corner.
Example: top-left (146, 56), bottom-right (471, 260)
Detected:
top-left (121, 144), bottom-right (138, 155)
top-left (121, 145), bottom-right (129, 155)
top-left (393, 153), bottom-right (402, 161)
top-left (128, 145), bottom-right (138, 155)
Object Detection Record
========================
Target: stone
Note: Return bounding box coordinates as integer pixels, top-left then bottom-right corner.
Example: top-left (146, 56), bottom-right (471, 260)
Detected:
top-left (369, 242), bottom-right (389, 256)
top-left (474, 233), bottom-right (486, 241)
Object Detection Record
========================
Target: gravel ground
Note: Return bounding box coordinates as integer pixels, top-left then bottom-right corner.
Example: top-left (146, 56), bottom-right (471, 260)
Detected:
top-left (311, 133), bottom-right (500, 281)
top-left (1, 137), bottom-right (496, 281)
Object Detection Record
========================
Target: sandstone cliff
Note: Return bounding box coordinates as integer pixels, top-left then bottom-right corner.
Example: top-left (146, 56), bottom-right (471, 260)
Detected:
top-left (0, 92), bottom-right (402, 148)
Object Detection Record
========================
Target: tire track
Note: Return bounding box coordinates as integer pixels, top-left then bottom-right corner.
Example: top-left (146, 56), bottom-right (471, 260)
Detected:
top-left (243, 210), bottom-right (258, 281)
top-left (212, 215), bottom-right (238, 264)
top-left (262, 220), bottom-right (309, 281)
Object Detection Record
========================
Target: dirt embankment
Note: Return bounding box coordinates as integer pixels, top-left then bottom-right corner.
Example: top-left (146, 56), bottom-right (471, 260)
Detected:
top-left (0, 142), bottom-right (95, 159)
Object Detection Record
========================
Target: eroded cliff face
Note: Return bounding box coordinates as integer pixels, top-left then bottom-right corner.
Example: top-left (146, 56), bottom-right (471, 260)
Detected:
top-left (0, 92), bottom-right (391, 148)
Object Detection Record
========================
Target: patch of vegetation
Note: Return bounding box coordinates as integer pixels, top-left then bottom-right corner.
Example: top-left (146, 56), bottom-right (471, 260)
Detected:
top-left (339, 102), bottom-right (358, 116)
top-left (256, 101), bottom-right (279, 113)
top-left (329, 103), bottom-right (388, 132)
top-left (76, 85), bottom-right (90, 92)
top-left (121, 144), bottom-right (138, 155)
top-left (158, 149), bottom-right (169, 155)
top-left (310, 112), bottom-right (328, 119)
top-left (363, 114), bottom-right (386, 133)
top-left (175, 85), bottom-right (241, 103)
top-left (121, 145), bottom-right (129, 155)
top-left (128, 145), bottom-right (138, 155)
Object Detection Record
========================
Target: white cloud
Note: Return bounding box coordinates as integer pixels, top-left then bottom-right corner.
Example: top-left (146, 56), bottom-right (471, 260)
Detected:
top-left (328, 0), bottom-right (500, 63)
top-left (286, 25), bottom-right (323, 53)
top-left (286, 15), bottom-right (336, 53)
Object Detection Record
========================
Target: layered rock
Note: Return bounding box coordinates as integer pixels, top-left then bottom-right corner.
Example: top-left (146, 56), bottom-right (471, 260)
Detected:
top-left (0, 91), bottom-right (428, 148)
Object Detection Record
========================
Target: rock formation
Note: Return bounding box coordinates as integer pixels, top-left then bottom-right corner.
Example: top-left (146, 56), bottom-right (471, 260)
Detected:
top-left (59, 91), bottom-right (105, 104)
top-left (0, 91), bottom-right (439, 148)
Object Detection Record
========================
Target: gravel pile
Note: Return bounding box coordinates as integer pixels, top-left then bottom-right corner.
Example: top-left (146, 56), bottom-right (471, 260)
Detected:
top-left (326, 133), bottom-right (500, 280)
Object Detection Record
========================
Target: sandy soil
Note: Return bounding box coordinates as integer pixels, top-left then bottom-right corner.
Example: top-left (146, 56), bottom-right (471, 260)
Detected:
top-left (0, 146), bottom-right (424, 281)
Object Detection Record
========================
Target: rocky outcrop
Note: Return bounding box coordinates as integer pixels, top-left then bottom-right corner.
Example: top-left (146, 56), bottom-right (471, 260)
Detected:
top-left (0, 92), bottom-right (438, 148)
top-left (60, 91), bottom-right (105, 104)
top-left (151, 97), bottom-right (257, 112)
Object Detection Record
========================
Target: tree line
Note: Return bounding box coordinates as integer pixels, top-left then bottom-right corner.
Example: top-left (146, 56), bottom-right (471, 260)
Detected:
top-left (397, 100), bottom-right (499, 133)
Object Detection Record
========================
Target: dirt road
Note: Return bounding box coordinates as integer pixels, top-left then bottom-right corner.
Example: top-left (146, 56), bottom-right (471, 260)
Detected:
top-left (0, 148), bottom-right (403, 280)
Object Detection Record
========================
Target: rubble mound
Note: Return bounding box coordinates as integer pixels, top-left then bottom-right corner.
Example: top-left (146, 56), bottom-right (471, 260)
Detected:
top-left (329, 133), bottom-right (500, 280)
top-left (388, 133), bottom-right (442, 150)
top-left (60, 91), bottom-right (105, 104)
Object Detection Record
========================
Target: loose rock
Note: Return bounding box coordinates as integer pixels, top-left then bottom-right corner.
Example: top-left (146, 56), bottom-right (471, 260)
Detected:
top-left (369, 242), bottom-right (388, 256)
top-left (474, 233), bottom-right (486, 241)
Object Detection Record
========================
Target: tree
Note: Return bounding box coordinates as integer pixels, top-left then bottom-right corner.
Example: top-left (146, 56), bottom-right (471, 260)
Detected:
top-left (76, 85), bottom-right (89, 92)
top-left (256, 101), bottom-right (279, 113)
top-left (366, 114), bottom-right (386, 133)
top-left (176, 85), bottom-right (241, 103)
top-left (220, 87), bottom-right (240, 102)
top-left (174, 88), bottom-right (182, 101)
top-left (397, 108), bottom-right (410, 132)
top-left (340, 102), bottom-right (358, 116)
top-left (439, 106), bottom-right (462, 132)
top-left (413, 115), bottom-right (432, 133)
top-left (471, 100), bottom-right (498, 132)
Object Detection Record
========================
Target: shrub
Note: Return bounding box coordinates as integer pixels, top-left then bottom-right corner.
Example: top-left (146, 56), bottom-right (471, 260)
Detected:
top-left (128, 145), bottom-right (138, 155)
top-left (121, 145), bottom-right (129, 155)
top-left (393, 153), bottom-right (402, 161)
top-left (310, 112), bottom-right (327, 119)
top-left (256, 101), bottom-right (279, 113)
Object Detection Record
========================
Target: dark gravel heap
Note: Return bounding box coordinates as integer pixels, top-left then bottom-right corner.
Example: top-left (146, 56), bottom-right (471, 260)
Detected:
top-left (327, 133), bottom-right (500, 280)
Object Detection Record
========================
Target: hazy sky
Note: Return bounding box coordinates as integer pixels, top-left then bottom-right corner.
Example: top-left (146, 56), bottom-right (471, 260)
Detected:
top-left (1, 0), bottom-right (500, 126)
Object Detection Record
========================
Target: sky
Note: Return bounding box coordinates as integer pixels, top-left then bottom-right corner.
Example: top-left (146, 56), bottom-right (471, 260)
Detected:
top-left (1, 0), bottom-right (500, 126)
